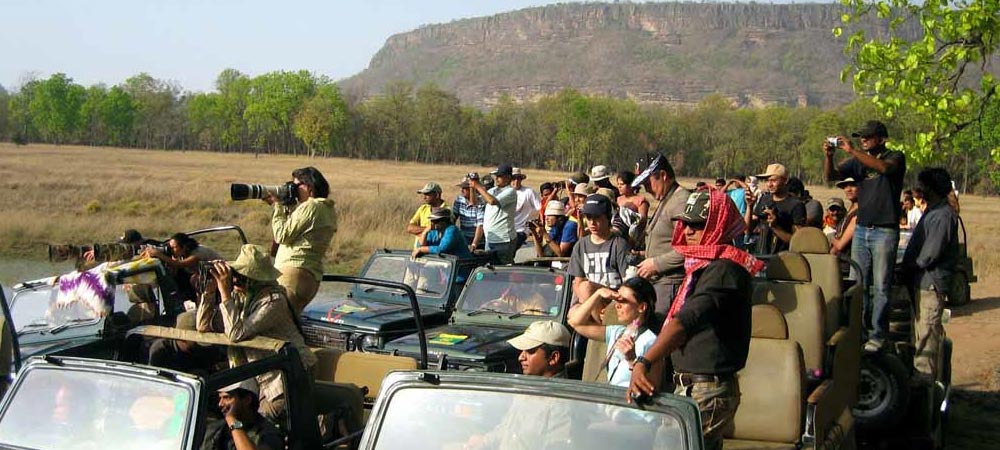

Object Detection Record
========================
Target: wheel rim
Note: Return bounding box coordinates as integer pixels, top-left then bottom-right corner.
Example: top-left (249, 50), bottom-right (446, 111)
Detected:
top-left (855, 363), bottom-right (892, 417)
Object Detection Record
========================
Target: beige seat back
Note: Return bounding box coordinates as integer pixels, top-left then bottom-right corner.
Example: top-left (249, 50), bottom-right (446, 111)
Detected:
top-left (728, 304), bottom-right (804, 444)
top-left (311, 347), bottom-right (417, 402)
top-left (791, 228), bottom-right (844, 338)
top-left (753, 252), bottom-right (827, 374)
top-left (580, 306), bottom-right (624, 382)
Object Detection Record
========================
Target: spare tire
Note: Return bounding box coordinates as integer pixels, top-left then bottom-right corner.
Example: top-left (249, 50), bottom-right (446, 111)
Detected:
top-left (854, 352), bottom-right (912, 431)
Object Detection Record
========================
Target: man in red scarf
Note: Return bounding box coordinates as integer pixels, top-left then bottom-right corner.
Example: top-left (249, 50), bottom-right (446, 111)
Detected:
top-left (627, 189), bottom-right (763, 450)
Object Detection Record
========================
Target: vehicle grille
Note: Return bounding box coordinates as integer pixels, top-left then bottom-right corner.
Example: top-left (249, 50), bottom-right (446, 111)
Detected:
top-left (303, 324), bottom-right (349, 350)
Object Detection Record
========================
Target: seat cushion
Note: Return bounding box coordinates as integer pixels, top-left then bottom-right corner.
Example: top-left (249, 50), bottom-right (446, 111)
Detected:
top-left (723, 439), bottom-right (799, 450)
top-left (802, 253), bottom-right (844, 338)
top-left (753, 282), bottom-right (826, 373)
top-left (751, 304), bottom-right (788, 340)
top-left (729, 338), bottom-right (804, 444)
top-left (789, 227), bottom-right (830, 254)
top-left (766, 252), bottom-right (811, 283)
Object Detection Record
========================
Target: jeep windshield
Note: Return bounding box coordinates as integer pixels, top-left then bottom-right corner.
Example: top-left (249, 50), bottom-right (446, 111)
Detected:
top-left (10, 258), bottom-right (165, 340)
top-left (459, 269), bottom-right (568, 318)
top-left (367, 384), bottom-right (689, 450)
top-left (0, 364), bottom-right (194, 450)
top-left (353, 253), bottom-right (454, 307)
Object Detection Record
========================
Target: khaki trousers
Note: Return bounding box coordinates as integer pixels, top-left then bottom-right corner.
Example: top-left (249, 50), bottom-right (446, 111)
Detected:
top-left (914, 286), bottom-right (947, 378)
top-left (674, 378), bottom-right (740, 450)
top-left (278, 266), bottom-right (320, 315)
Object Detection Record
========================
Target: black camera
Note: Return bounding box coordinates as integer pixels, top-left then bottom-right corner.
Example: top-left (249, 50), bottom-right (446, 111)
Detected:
top-left (528, 219), bottom-right (544, 230)
top-left (467, 172), bottom-right (480, 181)
top-left (755, 201), bottom-right (776, 221)
top-left (552, 180), bottom-right (567, 189)
top-left (230, 182), bottom-right (298, 206)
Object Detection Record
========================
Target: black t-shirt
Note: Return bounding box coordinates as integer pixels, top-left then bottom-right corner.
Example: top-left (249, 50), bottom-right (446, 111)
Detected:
top-left (671, 259), bottom-right (753, 375)
top-left (837, 147), bottom-right (906, 227)
top-left (752, 193), bottom-right (805, 254)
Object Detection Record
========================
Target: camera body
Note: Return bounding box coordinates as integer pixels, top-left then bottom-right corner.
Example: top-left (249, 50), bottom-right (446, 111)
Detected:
top-left (527, 218), bottom-right (544, 231)
top-left (826, 137), bottom-right (841, 148)
top-left (755, 200), bottom-right (776, 222)
top-left (230, 182), bottom-right (298, 206)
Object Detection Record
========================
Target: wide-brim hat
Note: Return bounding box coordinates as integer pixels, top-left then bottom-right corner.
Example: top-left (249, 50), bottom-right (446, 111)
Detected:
top-left (228, 244), bottom-right (282, 282)
top-left (507, 320), bottom-right (571, 350)
top-left (511, 167), bottom-right (526, 179)
top-left (572, 183), bottom-right (593, 196)
top-left (835, 177), bottom-right (857, 188)
top-left (544, 201), bottom-right (566, 216)
top-left (590, 165), bottom-right (610, 181)
top-left (428, 207), bottom-right (452, 221)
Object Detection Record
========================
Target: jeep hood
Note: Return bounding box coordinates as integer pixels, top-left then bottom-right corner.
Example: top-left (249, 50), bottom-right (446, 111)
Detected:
top-left (303, 296), bottom-right (442, 333)
top-left (384, 324), bottom-right (520, 362)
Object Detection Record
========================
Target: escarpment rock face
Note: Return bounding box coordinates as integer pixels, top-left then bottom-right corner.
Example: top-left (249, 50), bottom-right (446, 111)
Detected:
top-left (341, 2), bottom-right (915, 108)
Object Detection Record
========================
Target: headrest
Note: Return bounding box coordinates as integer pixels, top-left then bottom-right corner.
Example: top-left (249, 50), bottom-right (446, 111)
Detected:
top-left (751, 304), bottom-right (788, 339)
top-left (789, 227), bottom-right (831, 254)
top-left (766, 252), bottom-right (812, 282)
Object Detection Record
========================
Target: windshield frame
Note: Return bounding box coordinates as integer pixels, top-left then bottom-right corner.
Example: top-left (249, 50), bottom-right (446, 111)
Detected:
top-left (351, 250), bottom-right (458, 308)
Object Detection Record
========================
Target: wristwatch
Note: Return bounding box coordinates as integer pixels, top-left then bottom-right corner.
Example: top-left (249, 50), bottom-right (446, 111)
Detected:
top-left (632, 356), bottom-right (652, 370)
top-left (229, 420), bottom-right (245, 431)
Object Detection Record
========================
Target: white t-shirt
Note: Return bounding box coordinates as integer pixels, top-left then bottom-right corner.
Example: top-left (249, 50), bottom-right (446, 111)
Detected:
top-left (513, 186), bottom-right (541, 233)
top-left (483, 186), bottom-right (517, 244)
top-left (907, 207), bottom-right (922, 228)
top-left (605, 325), bottom-right (657, 387)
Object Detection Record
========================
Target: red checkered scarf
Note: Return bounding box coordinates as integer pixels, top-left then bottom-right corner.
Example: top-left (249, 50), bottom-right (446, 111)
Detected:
top-left (666, 188), bottom-right (764, 321)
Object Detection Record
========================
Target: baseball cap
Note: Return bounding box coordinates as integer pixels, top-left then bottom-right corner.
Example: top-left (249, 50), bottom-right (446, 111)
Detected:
top-left (456, 177), bottom-right (471, 189)
top-left (507, 321), bottom-right (571, 350)
top-left (428, 207), bottom-right (452, 221)
top-left (227, 244), bottom-right (282, 282)
top-left (119, 229), bottom-right (144, 244)
top-left (756, 163), bottom-right (787, 179)
top-left (569, 171), bottom-right (590, 185)
top-left (631, 153), bottom-right (669, 189)
top-left (417, 182), bottom-right (442, 194)
top-left (590, 165), bottom-right (610, 181)
top-left (219, 378), bottom-right (259, 397)
top-left (581, 194), bottom-right (612, 217)
top-left (835, 177), bottom-right (857, 188)
top-left (544, 201), bottom-right (566, 216)
top-left (851, 120), bottom-right (889, 138)
top-left (491, 164), bottom-right (514, 177)
top-left (826, 198), bottom-right (846, 210)
top-left (595, 187), bottom-right (617, 203)
top-left (673, 191), bottom-right (710, 224)
top-left (511, 167), bottom-right (526, 179)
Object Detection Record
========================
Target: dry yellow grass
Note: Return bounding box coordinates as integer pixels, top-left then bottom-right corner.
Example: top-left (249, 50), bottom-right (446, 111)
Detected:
top-left (2, 143), bottom-right (996, 283)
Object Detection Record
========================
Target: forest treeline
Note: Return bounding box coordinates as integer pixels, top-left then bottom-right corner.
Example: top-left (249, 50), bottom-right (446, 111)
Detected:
top-left (1, 70), bottom-right (996, 192)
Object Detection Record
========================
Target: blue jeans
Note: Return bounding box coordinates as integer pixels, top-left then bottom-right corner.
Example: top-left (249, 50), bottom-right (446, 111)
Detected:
top-left (851, 226), bottom-right (899, 342)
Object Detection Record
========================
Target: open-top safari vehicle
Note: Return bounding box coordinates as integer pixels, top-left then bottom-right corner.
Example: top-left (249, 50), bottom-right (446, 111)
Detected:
top-left (0, 276), bottom-right (432, 449)
top-left (301, 250), bottom-right (489, 352)
top-left (383, 263), bottom-right (573, 373)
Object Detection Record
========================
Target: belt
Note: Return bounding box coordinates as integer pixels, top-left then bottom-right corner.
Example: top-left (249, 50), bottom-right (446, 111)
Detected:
top-left (672, 372), bottom-right (734, 385)
top-left (863, 224), bottom-right (897, 230)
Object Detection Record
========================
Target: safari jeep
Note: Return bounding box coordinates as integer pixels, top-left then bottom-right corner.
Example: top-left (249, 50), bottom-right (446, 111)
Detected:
top-left (301, 250), bottom-right (487, 351)
top-left (0, 277), bottom-right (431, 449)
top-left (383, 264), bottom-right (572, 372)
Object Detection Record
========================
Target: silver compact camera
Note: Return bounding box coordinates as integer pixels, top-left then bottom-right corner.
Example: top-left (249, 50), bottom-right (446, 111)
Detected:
top-left (826, 137), bottom-right (840, 148)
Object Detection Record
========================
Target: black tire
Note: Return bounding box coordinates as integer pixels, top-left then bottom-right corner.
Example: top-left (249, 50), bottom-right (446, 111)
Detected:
top-left (947, 272), bottom-right (971, 306)
top-left (854, 352), bottom-right (912, 431)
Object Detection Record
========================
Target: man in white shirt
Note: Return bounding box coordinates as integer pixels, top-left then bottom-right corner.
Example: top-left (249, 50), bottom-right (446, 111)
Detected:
top-left (470, 164), bottom-right (518, 264)
top-left (511, 167), bottom-right (541, 250)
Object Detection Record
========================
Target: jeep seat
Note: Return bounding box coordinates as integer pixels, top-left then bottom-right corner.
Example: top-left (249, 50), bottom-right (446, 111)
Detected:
top-left (752, 252), bottom-right (826, 376)
top-left (789, 228), bottom-right (845, 337)
top-left (311, 347), bottom-right (417, 404)
top-left (725, 304), bottom-right (803, 450)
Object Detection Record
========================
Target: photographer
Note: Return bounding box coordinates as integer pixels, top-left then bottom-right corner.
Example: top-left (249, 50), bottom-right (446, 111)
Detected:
top-left (453, 176), bottom-right (485, 251)
top-left (745, 163), bottom-right (805, 254)
top-left (470, 164), bottom-right (518, 265)
top-left (144, 232), bottom-right (223, 303)
top-left (197, 244), bottom-right (316, 421)
top-left (529, 201), bottom-right (578, 258)
top-left (824, 120), bottom-right (906, 353)
top-left (511, 168), bottom-right (541, 250)
top-left (267, 167), bottom-right (337, 315)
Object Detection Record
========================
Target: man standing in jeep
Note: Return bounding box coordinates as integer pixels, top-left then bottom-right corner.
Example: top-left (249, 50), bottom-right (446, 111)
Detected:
top-left (825, 120), bottom-right (906, 353)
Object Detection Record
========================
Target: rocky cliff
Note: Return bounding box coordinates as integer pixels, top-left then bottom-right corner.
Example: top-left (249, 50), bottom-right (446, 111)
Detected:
top-left (341, 2), bottom-right (916, 108)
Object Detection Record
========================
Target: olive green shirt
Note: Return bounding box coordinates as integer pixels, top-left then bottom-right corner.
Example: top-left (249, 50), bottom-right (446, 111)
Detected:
top-left (272, 197), bottom-right (337, 280)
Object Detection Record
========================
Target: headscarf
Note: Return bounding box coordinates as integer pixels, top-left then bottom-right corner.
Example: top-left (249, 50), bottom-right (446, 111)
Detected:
top-left (666, 188), bottom-right (765, 321)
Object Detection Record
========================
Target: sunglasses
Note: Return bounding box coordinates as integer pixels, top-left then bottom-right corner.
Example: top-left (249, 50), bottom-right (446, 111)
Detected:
top-left (684, 221), bottom-right (706, 231)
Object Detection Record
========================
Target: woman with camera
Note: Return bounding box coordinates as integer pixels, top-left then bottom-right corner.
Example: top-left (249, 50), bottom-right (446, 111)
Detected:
top-left (143, 232), bottom-right (223, 305)
top-left (266, 166), bottom-right (337, 315)
top-left (529, 201), bottom-right (577, 258)
top-left (568, 277), bottom-right (662, 387)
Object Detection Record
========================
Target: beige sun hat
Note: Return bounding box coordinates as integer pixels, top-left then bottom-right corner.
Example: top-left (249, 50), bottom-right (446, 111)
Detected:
top-left (544, 201), bottom-right (567, 216)
top-left (572, 183), bottom-right (594, 196)
top-left (228, 244), bottom-right (282, 282)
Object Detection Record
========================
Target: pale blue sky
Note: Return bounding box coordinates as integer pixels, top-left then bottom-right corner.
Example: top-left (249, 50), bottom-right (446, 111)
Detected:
top-left (0, 1), bottom-right (825, 93)
top-left (0, 0), bottom-right (574, 92)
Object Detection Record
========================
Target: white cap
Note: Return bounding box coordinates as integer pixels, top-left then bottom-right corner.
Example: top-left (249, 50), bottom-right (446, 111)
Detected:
top-left (219, 378), bottom-right (259, 397)
top-left (507, 321), bottom-right (571, 350)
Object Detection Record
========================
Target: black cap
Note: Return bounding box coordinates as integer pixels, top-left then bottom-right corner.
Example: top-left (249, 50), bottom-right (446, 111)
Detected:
top-left (540, 182), bottom-right (554, 192)
top-left (851, 120), bottom-right (889, 138)
top-left (580, 194), bottom-right (612, 218)
top-left (491, 164), bottom-right (513, 177)
top-left (631, 153), bottom-right (669, 189)
top-left (120, 229), bottom-right (144, 244)
top-left (786, 177), bottom-right (805, 195)
top-left (673, 191), bottom-right (710, 224)
top-left (570, 171), bottom-right (590, 185)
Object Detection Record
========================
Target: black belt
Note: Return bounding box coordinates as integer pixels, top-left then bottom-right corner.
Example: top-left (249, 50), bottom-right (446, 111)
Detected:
top-left (863, 224), bottom-right (898, 229)
top-left (672, 372), bottom-right (735, 385)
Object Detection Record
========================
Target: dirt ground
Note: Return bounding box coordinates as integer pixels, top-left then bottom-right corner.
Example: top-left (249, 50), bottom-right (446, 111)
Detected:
top-left (940, 281), bottom-right (1000, 449)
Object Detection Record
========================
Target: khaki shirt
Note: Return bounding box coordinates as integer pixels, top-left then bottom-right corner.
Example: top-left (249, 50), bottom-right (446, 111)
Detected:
top-left (198, 285), bottom-right (316, 403)
top-left (273, 197), bottom-right (337, 280)
top-left (644, 183), bottom-right (690, 282)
